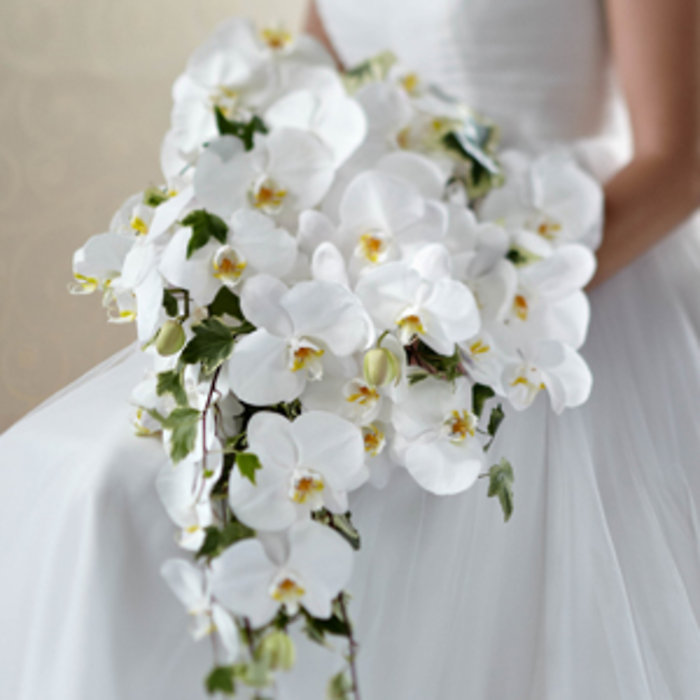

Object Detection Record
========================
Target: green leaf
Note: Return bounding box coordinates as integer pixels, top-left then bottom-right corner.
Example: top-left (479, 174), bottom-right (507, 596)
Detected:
top-left (156, 369), bottom-right (188, 407)
top-left (196, 521), bottom-right (256, 560)
top-left (487, 403), bottom-right (505, 437)
top-left (161, 407), bottom-right (200, 462)
top-left (205, 666), bottom-right (235, 695)
top-left (236, 452), bottom-right (262, 484)
top-left (487, 458), bottom-right (514, 522)
top-left (181, 209), bottom-right (228, 259)
top-left (214, 108), bottom-right (268, 151)
top-left (180, 318), bottom-right (237, 373)
top-left (342, 50), bottom-right (397, 93)
top-left (208, 286), bottom-right (244, 320)
top-left (162, 288), bottom-right (179, 317)
top-left (303, 609), bottom-right (351, 646)
top-left (311, 509), bottom-right (361, 550)
top-left (472, 383), bottom-right (495, 418)
top-left (143, 186), bottom-right (169, 207)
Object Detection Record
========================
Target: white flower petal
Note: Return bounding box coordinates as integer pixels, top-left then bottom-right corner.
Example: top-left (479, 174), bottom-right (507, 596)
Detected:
top-left (210, 538), bottom-right (280, 628)
top-left (228, 329), bottom-right (304, 405)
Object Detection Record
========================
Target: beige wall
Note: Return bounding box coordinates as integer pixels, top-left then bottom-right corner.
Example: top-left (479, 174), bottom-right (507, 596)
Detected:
top-left (0, 0), bottom-right (308, 430)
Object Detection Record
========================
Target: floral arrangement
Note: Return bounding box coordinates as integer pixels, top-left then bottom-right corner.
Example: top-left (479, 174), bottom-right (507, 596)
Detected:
top-left (71, 17), bottom-right (602, 699)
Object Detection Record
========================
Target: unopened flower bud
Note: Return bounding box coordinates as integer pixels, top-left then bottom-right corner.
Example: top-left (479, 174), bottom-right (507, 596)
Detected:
top-left (155, 320), bottom-right (185, 356)
top-left (258, 630), bottom-right (296, 671)
top-left (363, 347), bottom-right (400, 387)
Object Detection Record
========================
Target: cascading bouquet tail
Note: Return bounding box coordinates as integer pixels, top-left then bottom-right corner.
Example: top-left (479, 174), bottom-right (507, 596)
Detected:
top-left (70, 17), bottom-right (603, 698)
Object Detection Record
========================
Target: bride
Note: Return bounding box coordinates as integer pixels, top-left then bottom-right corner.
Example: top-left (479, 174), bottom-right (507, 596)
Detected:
top-left (1, 0), bottom-right (698, 698)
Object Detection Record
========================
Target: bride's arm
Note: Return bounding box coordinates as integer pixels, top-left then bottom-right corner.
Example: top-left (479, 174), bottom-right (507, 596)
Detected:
top-left (304, 1), bottom-right (344, 68)
top-left (590, 0), bottom-right (699, 287)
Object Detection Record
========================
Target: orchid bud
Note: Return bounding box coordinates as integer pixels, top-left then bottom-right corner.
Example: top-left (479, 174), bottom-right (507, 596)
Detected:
top-left (363, 347), bottom-right (400, 387)
top-left (258, 630), bottom-right (296, 671)
top-left (155, 320), bottom-right (185, 356)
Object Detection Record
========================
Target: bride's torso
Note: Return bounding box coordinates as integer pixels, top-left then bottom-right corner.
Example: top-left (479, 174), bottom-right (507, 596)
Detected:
top-left (316, 0), bottom-right (631, 155)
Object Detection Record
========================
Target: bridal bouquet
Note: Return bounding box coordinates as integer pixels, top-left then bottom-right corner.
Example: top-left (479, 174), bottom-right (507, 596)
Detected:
top-left (71, 18), bottom-right (602, 698)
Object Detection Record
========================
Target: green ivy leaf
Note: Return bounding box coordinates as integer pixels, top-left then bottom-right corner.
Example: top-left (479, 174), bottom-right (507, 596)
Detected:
top-left (303, 609), bottom-right (351, 646)
top-left (161, 406), bottom-right (200, 462)
top-left (196, 521), bottom-right (256, 561)
top-left (236, 452), bottom-right (262, 484)
top-left (208, 286), bottom-right (244, 320)
top-left (143, 186), bottom-right (169, 207)
top-left (214, 108), bottom-right (268, 151)
top-left (180, 318), bottom-right (237, 373)
top-left (472, 383), bottom-right (495, 418)
top-left (311, 509), bottom-right (361, 550)
top-left (487, 458), bottom-right (514, 522)
top-left (162, 289), bottom-right (179, 317)
top-left (156, 369), bottom-right (188, 407)
top-left (181, 209), bottom-right (228, 259)
top-left (487, 403), bottom-right (505, 437)
top-left (205, 666), bottom-right (235, 695)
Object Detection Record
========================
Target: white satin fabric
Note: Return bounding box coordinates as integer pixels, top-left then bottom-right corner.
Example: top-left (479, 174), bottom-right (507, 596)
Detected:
top-left (2, 1), bottom-right (700, 698)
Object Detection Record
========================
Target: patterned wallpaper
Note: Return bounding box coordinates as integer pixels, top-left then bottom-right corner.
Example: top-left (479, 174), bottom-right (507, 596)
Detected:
top-left (0, 0), bottom-right (307, 430)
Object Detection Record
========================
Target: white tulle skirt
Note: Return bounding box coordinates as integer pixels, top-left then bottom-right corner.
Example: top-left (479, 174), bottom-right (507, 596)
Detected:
top-left (1, 211), bottom-right (699, 700)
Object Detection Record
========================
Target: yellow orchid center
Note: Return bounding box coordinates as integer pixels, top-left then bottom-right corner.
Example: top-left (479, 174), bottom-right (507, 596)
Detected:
top-left (443, 409), bottom-right (477, 443)
top-left (261, 27), bottom-right (293, 51)
top-left (400, 72), bottom-right (420, 95)
top-left (510, 373), bottom-right (546, 391)
top-left (250, 177), bottom-right (288, 214)
top-left (469, 339), bottom-right (491, 356)
top-left (289, 468), bottom-right (325, 506)
top-left (396, 312), bottom-right (425, 343)
top-left (358, 230), bottom-right (390, 263)
top-left (269, 575), bottom-right (306, 615)
top-left (513, 294), bottom-right (529, 321)
top-left (396, 126), bottom-right (411, 149)
top-left (130, 215), bottom-right (149, 235)
top-left (346, 384), bottom-right (380, 406)
top-left (362, 423), bottom-right (386, 456)
top-left (212, 246), bottom-right (247, 285)
top-left (70, 273), bottom-right (99, 295)
top-left (290, 345), bottom-right (324, 374)
top-left (536, 217), bottom-right (562, 241)
top-left (210, 85), bottom-right (241, 120)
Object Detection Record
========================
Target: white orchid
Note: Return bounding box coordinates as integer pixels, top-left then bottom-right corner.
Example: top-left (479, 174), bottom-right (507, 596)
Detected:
top-left (159, 209), bottom-right (297, 306)
top-left (228, 410), bottom-right (367, 530)
top-left (210, 519), bottom-right (353, 627)
top-left (503, 339), bottom-right (592, 414)
top-left (480, 150), bottom-right (604, 249)
top-left (167, 18), bottom-right (333, 164)
top-left (70, 232), bottom-right (134, 295)
top-left (161, 558), bottom-right (240, 663)
top-left (301, 343), bottom-right (402, 424)
top-left (194, 131), bottom-right (335, 224)
top-left (356, 244), bottom-right (480, 356)
top-left (227, 274), bottom-right (374, 405)
top-left (392, 376), bottom-right (485, 495)
top-left (334, 169), bottom-right (447, 275)
top-left (473, 243), bottom-right (595, 351)
top-left (156, 444), bottom-right (223, 550)
top-left (265, 66), bottom-right (367, 167)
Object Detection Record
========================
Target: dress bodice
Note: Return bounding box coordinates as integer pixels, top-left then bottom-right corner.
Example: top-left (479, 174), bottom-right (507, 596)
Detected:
top-left (316, 0), bottom-right (631, 155)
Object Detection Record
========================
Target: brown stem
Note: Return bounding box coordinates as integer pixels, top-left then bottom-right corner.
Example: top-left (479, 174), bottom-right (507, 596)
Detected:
top-left (336, 593), bottom-right (361, 700)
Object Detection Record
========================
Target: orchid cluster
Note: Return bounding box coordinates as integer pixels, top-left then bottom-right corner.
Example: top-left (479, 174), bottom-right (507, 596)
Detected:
top-left (71, 17), bottom-right (602, 699)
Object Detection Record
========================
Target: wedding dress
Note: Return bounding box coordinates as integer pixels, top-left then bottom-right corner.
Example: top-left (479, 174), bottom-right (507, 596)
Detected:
top-left (1, 0), bottom-right (699, 698)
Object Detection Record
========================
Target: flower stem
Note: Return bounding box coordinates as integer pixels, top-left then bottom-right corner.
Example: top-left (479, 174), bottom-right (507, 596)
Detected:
top-left (336, 593), bottom-right (361, 700)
